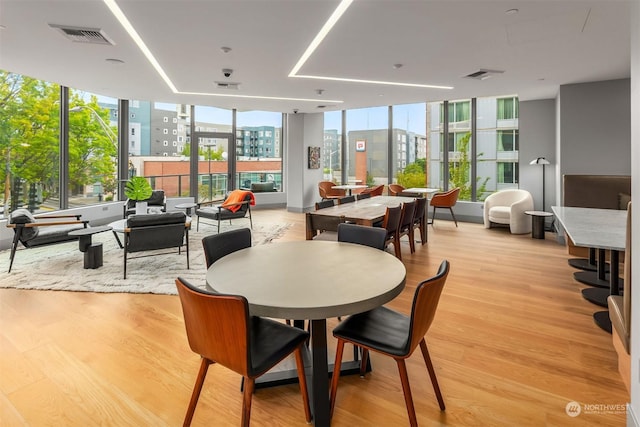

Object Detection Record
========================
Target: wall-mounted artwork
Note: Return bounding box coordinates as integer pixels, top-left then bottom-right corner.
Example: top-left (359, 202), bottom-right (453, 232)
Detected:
top-left (308, 146), bottom-right (321, 169)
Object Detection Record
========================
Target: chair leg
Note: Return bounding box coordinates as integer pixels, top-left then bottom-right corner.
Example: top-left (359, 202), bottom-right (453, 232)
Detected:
top-left (294, 346), bottom-right (312, 423)
top-left (408, 228), bottom-right (416, 253)
top-left (420, 339), bottom-right (445, 411)
top-left (183, 358), bottom-right (212, 427)
top-left (431, 206), bottom-right (437, 227)
top-left (359, 348), bottom-right (369, 377)
top-left (394, 235), bottom-right (402, 260)
top-left (329, 339), bottom-right (346, 419)
top-left (8, 228), bottom-right (22, 273)
top-left (196, 215), bottom-right (200, 232)
top-left (396, 359), bottom-right (418, 427)
top-left (449, 207), bottom-right (458, 227)
top-left (241, 377), bottom-right (255, 427)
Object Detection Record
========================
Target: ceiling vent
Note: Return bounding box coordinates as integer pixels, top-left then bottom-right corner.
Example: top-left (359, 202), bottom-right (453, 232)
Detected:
top-left (214, 82), bottom-right (240, 90)
top-left (463, 69), bottom-right (504, 81)
top-left (49, 24), bottom-right (115, 45)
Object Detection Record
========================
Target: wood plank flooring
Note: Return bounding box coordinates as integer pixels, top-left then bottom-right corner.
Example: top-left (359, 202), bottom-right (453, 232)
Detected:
top-left (0, 209), bottom-right (628, 426)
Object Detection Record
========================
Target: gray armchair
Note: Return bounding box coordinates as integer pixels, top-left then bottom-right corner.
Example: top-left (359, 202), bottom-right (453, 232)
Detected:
top-left (196, 191), bottom-right (254, 232)
top-left (123, 189), bottom-right (166, 218)
top-left (123, 211), bottom-right (189, 279)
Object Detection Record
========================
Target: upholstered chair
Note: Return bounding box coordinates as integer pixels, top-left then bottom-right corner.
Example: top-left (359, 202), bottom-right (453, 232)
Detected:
top-left (388, 184), bottom-right (405, 196)
top-left (430, 187), bottom-right (461, 227)
top-left (318, 181), bottom-right (346, 200)
top-left (483, 189), bottom-right (534, 234)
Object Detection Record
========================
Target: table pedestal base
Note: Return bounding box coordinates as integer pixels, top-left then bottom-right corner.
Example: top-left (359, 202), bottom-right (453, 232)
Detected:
top-left (568, 258), bottom-right (609, 273)
top-left (581, 288), bottom-right (610, 308)
top-left (84, 243), bottom-right (103, 269)
top-left (593, 311), bottom-right (612, 333)
top-left (573, 271), bottom-right (611, 289)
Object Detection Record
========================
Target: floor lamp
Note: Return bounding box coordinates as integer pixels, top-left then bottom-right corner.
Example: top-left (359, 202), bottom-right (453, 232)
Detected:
top-left (529, 157), bottom-right (550, 211)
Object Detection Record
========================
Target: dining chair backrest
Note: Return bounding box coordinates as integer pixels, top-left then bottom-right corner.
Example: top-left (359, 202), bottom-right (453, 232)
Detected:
top-left (382, 205), bottom-right (402, 235)
top-left (357, 192), bottom-right (371, 200)
top-left (399, 200), bottom-right (417, 231)
top-left (388, 184), bottom-right (405, 196)
top-left (338, 195), bottom-right (356, 204)
top-left (175, 277), bottom-right (251, 375)
top-left (305, 212), bottom-right (345, 240)
top-left (337, 223), bottom-right (387, 250)
top-left (368, 184), bottom-right (385, 197)
top-left (315, 199), bottom-right (335, 210)
top-left (406, 260), bottom-right (450, 354)
top-left (413, 197), bottom-right (428, 224)
top-left (202, 227), bottom-right (252, 268)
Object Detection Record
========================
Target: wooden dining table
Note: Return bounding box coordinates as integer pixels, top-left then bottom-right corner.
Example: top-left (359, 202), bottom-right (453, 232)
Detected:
top-left (308, 195), bottom-right (417, 228)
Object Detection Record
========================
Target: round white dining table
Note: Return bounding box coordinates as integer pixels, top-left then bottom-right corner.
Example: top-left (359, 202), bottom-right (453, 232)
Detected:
top-left (206, 240), bottom-right (406, 426)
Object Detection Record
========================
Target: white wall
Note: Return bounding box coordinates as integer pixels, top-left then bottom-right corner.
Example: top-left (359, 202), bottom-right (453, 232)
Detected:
top-left (519, 99), bottom-right (556, 212)
top-left (285, 113), bottom-right (325, 212)
top-left (629, 1), bottom-right (639, 425)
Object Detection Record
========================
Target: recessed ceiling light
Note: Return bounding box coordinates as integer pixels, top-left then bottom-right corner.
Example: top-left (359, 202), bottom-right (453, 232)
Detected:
top-left (0, 25), bottom-right (6, 30)
top-left (393, 63), bottom-right (403, 69)
top-left (105, 58), bottom-right (125, 64)
top-left (316, 89), bottom-right (324, 96)
top-left (505, 8), bottom-right (519, 15)
top-left (220, 46), bottom-right (232, 53)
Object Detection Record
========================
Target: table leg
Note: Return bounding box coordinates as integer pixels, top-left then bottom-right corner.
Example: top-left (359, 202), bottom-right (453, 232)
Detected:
top-left (582, 249), bottom-right (620, 333)
top-left (574, 248), bottom-right (610, 288)
top-left (531, 215), bottom-right (545, 239)
top-left (309, 319), bottom-right (330, 426)
top-left (112, 231), bottom-right (124, 249)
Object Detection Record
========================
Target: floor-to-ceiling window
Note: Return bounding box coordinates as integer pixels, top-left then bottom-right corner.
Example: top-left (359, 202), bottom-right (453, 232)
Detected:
top-left (236, 110), bottom-right (283, 192)
top-left (323, 111), bottom-right (342, 183)
top-left (346, 106), bottom-right (388, 187)
top-left (392, 103), bottom-right (427, 189)
top-left (194, 106), bottom-right (232, 202)
top-left (68, 90), bottom-right (118, 208)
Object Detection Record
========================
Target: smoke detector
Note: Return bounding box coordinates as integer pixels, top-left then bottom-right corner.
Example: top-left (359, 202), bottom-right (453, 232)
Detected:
top-left (49, 24), bottom-right (115, 45)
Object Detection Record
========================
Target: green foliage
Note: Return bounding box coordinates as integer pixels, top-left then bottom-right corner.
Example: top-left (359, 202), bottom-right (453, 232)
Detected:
top-left (365, 172), bottom-right (375, 186)
top-left (448, 132), bottom-right (490, 201)
top-left (396, 158), bottom-right (427, 189)
top-left (0, 71), bottom-right (117, 208)
top-left (124, 176), bottom-right (152, 201)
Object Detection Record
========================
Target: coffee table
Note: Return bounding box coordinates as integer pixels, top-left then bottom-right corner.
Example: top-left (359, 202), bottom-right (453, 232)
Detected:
top-left (175, 202), bottom-right (198, 216)
top-left (68, 225), bottom-right (112, 269)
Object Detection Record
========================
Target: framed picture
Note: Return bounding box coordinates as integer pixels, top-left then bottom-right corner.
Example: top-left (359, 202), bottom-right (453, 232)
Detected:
top-left (308, 146), bottom-right (321, 169)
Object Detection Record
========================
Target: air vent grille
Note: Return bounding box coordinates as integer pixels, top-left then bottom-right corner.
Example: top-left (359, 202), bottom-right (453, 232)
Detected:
top-left (214, 82), bottom-right (240, 90)
top-left (49, 24), bottom-right (115, 45)
top-left (463, 69), bottom-right (504, 80)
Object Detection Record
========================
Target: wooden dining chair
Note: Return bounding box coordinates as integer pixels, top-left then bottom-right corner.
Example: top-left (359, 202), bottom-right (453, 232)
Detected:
top-left (380, 205), bottom-right (402, 258)
top-left (412, 197), bottom-right (429, 245)
top-left (398, 200), bottom-right (417, 257)
top-left (318, 181), bottom-right (346, 200)
top-left (329, 260), bottom-right (450, 426)
top-left (175, 277), bottom-right (311, 427)
top-left (337, 223), bottom-right (387, 250)
top-left (430, 187), bottom-right (461, 227)
top-left (337, 195), bottom-right (356, 204)
top-left (202, 227), bottom-right (251, 268)
top-left (388, 183), bottom-right (405, 196)
top-left (315, 199), bottom-right (336, 210)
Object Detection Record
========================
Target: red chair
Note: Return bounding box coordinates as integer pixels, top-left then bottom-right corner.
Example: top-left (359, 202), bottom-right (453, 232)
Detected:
top-left (430, 187), bottom-right (461, 227)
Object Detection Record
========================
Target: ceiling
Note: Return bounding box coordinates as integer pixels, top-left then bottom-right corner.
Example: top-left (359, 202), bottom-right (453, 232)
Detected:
top-left (0, 0), bottom-right (631, 114)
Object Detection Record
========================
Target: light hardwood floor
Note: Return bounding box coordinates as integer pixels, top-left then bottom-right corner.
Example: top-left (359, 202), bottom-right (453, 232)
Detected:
top-left (0, 209), bottom-right (628, 426)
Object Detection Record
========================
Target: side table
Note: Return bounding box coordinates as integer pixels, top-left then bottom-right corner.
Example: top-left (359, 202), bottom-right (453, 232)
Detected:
top-left (524, 211), bottom-right (553, 239)
top-left (175, 202), bottom-right (198, 216)
top-left (68, 225), bottom-right (113, 269)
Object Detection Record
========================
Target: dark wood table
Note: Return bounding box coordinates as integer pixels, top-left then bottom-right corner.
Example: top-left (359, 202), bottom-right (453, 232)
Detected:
top-left (206, 240), bottom-right (406, 426)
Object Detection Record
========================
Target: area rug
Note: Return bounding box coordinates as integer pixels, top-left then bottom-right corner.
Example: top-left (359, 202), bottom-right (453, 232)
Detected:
top-left (0, 222), bottom-right (291, 295)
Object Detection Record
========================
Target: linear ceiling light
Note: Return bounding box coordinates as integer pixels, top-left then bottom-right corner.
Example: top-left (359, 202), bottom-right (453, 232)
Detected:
top-left (288, 0), bottom-right (353, 77)
top-left (103, 0), bottom-right (178, 93)
top-left (180, 91), bottom-right (343, 103)
top-left (288, 0), bottom-right (452, 91)
top-left (104, 0), bottom-right (342, 104)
